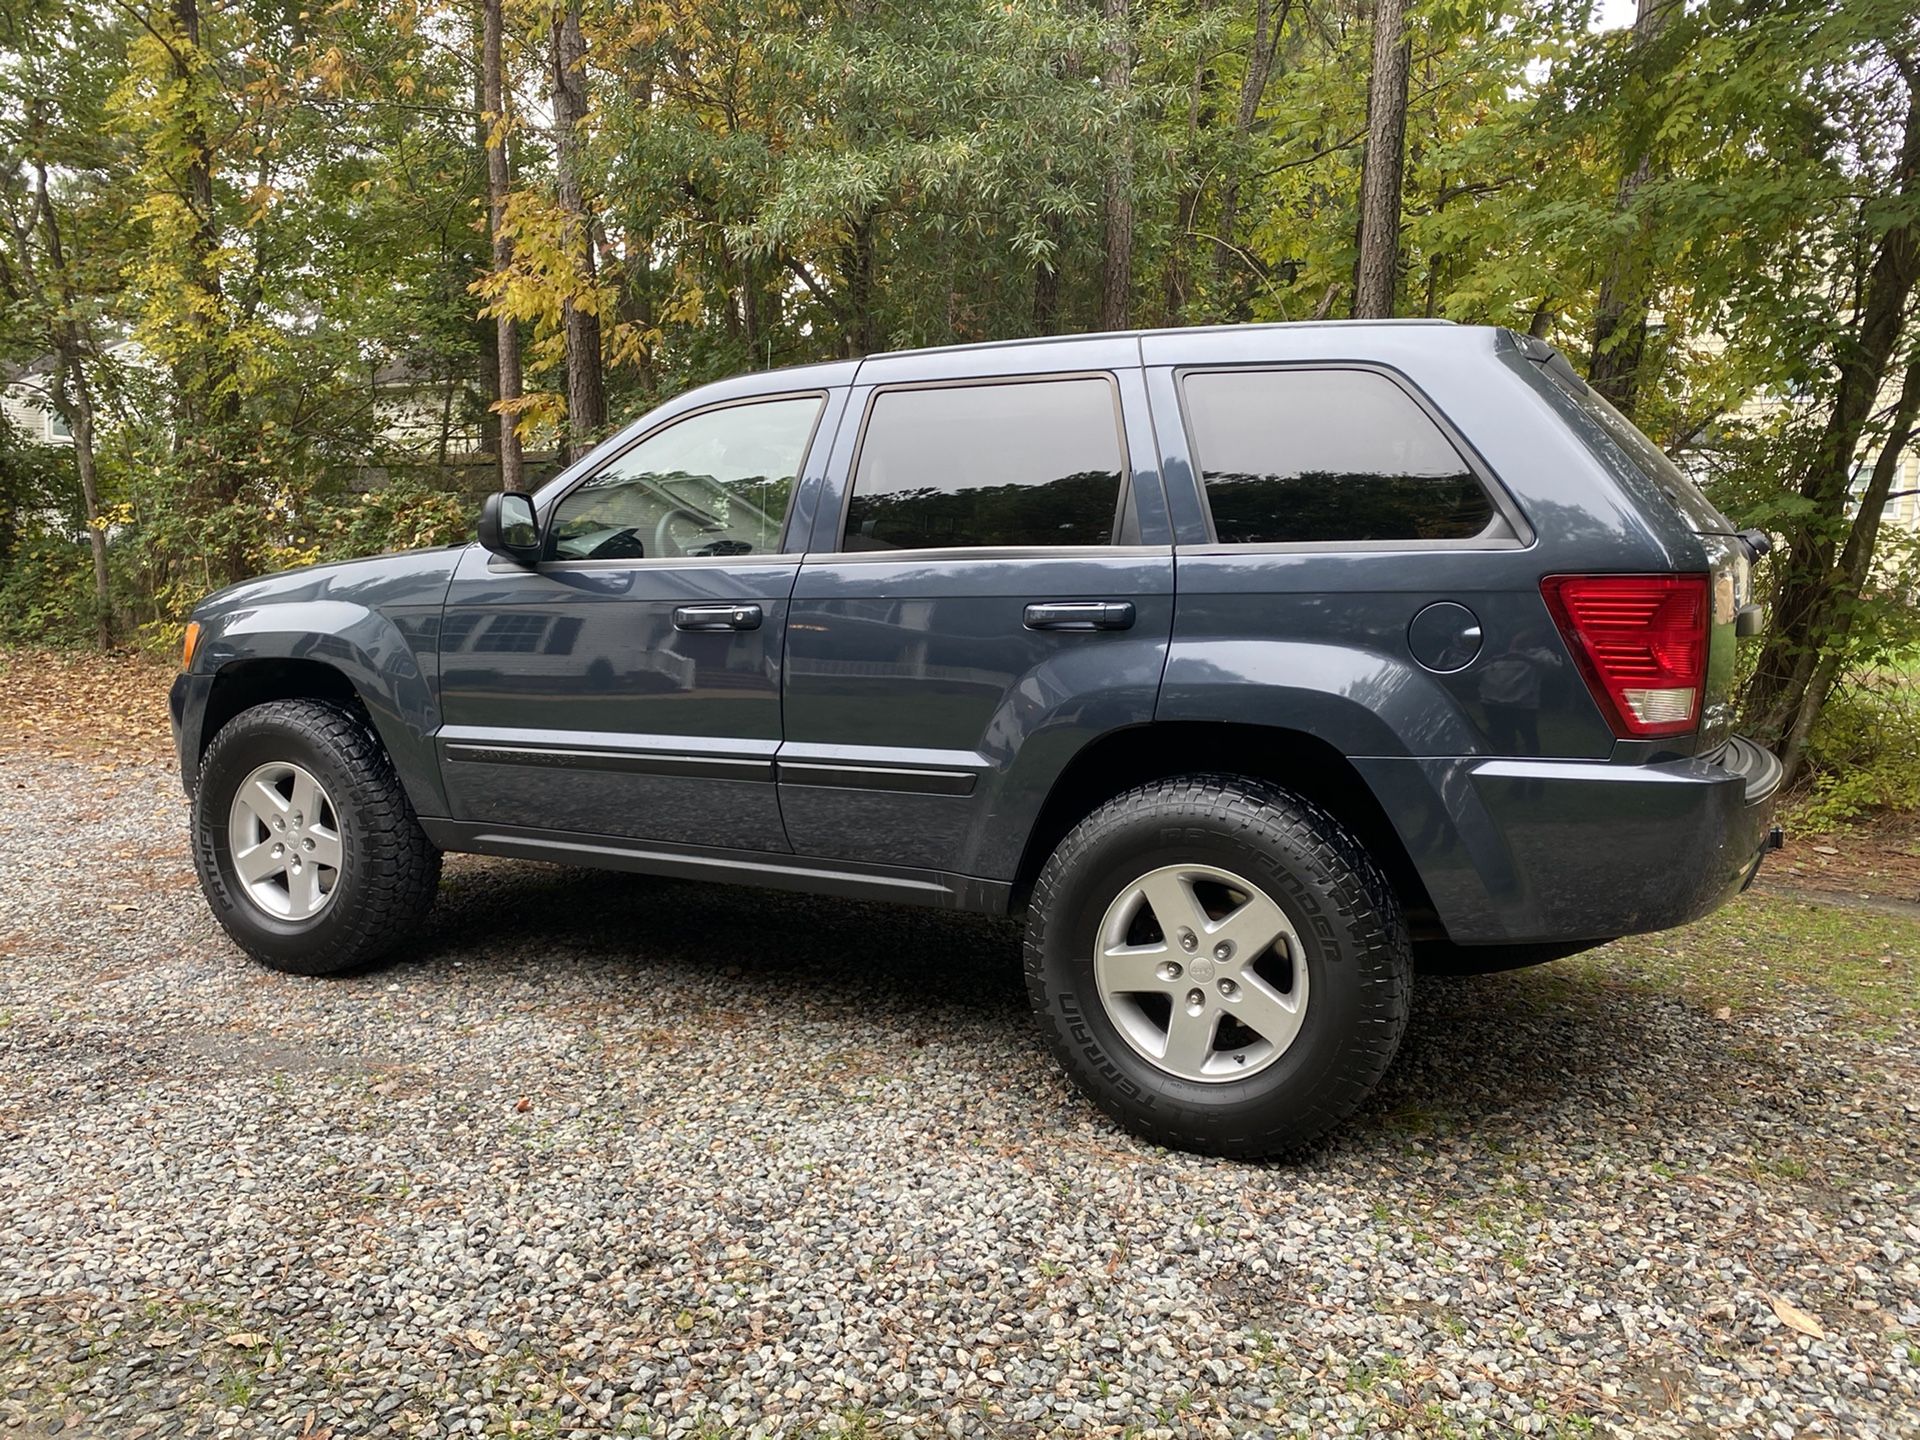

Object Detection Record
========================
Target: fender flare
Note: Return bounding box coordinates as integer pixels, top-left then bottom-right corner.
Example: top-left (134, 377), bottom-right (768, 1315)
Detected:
top-left (198, 599), bottom-right (447, 816)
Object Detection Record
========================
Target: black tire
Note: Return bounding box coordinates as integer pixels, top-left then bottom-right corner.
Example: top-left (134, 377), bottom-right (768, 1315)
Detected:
top-left (191, 699), bottom-right (441, 976)
top-left (1024, 776), bottom-right (1411, 1159)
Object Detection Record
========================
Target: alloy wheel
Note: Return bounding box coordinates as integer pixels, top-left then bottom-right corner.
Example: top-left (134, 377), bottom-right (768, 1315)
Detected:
top-left (1092, 862), bottom-right (1309, 1082)
top-left (226, 761), bottom-right (343, 921)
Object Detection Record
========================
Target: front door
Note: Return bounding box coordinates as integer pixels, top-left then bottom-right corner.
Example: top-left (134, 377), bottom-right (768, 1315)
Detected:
top-left (436, 390), bottom-right (837, 851)
top-left (778, 367), bottom-right (1175, 880)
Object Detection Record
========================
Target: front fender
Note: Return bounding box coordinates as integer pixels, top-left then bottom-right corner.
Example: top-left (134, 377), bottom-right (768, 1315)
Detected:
top-left (193, 597), bottom-right (448, 815)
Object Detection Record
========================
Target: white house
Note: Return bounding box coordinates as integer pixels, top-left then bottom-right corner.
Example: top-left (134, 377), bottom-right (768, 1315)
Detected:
top-left (3, 344), bottom-right (486, 459)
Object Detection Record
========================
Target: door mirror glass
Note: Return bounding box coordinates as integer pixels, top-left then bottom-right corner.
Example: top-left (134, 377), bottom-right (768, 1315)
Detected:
top-left (479, 490), bottom-right (541, 564)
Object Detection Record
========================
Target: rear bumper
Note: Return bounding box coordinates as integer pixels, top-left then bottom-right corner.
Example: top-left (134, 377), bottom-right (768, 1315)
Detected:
top-left (1357, 735), bottom-right (1783, 946)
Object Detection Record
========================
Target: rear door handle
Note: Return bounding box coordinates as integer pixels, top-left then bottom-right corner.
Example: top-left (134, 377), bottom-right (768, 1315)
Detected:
top-left (1023, 601), bottom-right (1135, 631)
top-left (673, 603), bottom-right (762, 632)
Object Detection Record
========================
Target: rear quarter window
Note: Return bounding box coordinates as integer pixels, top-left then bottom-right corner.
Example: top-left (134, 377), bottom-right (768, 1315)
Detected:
top-left (1179, 368), bottom-right (1495, 544)
top-left (1532, 361), bottom-right (1733, 535)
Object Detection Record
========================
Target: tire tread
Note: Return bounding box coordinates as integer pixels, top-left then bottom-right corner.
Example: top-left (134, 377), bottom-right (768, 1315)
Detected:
top-left (192, 699), bottom-right (440, 975)
top-left (1024, 774), bottom-right (1411, 1159)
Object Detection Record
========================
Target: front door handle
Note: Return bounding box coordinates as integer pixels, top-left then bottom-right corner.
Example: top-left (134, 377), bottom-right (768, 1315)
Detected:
top-left (673, 603), bottom-right (762, 632)
top-left (1023, 601), bottom-right (1135, 632)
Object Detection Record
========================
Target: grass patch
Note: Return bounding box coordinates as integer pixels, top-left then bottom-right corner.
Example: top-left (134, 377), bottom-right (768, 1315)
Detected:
top-left (1588, 890), bottom-right (1919, 1024)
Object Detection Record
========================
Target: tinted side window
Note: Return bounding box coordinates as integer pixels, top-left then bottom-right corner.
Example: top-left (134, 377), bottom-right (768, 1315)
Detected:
top-left (843, 378), bottom-right (1125, 551)
top-left (1182, 370), bottom-right (1494, 544)
top-left (548, 394), bottom-right (822, 561)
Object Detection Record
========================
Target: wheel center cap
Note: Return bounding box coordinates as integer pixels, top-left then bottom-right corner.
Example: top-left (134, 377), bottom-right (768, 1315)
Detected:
top-left (1188, 956), bottom-right (1216, 983)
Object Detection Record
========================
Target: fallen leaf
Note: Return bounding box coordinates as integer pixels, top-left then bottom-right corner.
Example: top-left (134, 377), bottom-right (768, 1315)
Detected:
top-left (225, 1331), bottom-right (269, 1349)
top-left (1713, 1006), bottom-right (1732, 1021)
top-left (515, 1097), bottom-right (531, 1113)
top-left (1768, 1294), bottom-right (1825, 1339)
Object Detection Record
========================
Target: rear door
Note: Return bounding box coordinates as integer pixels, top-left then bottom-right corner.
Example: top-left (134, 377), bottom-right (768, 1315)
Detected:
top-left (436, 389), bottom-right (843, 849)
top-left (778, 350), bottom-right (1175, 879)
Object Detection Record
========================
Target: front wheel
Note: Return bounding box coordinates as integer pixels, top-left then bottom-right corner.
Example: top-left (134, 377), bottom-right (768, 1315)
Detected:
top-left (191, 699), bottom-right (441, 976)
top-left (1024, 777), bottom-right (1411, 1158)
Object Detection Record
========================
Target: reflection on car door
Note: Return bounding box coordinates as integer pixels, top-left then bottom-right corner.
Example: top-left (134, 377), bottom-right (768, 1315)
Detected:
top-left (435, 390), bottom-right (842, 850)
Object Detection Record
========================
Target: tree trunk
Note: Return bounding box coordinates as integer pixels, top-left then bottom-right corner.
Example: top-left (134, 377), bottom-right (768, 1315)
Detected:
top-left (482, 0), bottom-right (524, 491)
top-left (1586, 0), bottom-right (1677, 416)
top-left (1775, 352), bottom-right (1920, 783)
top-left (1352, 0), bottom-right (1410, 319)
top-left (550, 0), bottom-right (604, 457)
top-left (1745, 80), bottom-right (1920, 746)
top-left (1214, 0), bottom-right (1288, 320)
top-left (18, 155), bottom-right (111, 644)
top-left (842, 214), bottom-right (880, 357)
top-left (1162, 41), bottom-right (1214, 327)
top-left (1031, 204), bottom-right (1065, 334)
top-left (1099, 0), bottom-right (1134, 332)
top-left (171, 0), bottom-right (246, 581)
top-left (52, 353), bottom-right (110, 647)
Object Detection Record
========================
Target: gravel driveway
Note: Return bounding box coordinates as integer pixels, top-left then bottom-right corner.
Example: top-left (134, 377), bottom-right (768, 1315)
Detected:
top-left (2, 745), bottom-right (1916, 1439)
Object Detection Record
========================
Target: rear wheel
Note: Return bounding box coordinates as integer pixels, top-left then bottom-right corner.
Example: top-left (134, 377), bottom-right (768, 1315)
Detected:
top-left (191, 699), bottom-right (441, 976)
top-left (1025, 776), bottom-right (1411, 1158)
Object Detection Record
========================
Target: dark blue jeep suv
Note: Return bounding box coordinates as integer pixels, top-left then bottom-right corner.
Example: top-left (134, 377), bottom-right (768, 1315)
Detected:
top-left (170, 321), bottom-right (1782, 1156)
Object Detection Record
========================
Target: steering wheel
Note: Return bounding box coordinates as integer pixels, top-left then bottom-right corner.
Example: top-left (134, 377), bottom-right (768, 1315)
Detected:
top-left (654, 507), bottom-right (717, 557)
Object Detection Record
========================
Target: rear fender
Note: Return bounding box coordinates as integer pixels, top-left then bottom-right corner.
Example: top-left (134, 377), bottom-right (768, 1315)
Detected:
top-left (1156, 638), bottom-right (1489, 757)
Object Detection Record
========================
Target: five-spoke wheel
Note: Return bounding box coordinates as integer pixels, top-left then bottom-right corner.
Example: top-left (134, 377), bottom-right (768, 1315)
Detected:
top-left (1025, 776), bottom-right (1411, 1158)
top-left (226, 761), bottom-right (344, 920)
top-left (192, 699), bottom-right (440, 975)
top-left (1094, 863), bottom-right (1308, 1082)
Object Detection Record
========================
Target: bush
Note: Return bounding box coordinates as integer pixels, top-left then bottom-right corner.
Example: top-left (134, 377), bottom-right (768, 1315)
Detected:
top-left (1792, 667), bottom-right (1920, 829)
top-left (308, 480), bottom-right (475, 564)
top-left (0, 524), bottom-right (99, 646)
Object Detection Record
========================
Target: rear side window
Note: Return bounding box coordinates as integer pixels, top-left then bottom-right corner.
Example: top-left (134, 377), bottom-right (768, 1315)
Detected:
top-left (843, 377), bottom-right (1126, 551)
top-left (1534, 361), bottom-right (1732, 534)
top-left (1181, 369), bottom-right (1494, 544)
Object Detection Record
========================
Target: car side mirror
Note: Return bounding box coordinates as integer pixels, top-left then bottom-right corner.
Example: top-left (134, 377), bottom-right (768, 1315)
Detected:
top-left (478, 491), bottom-right (541, 565)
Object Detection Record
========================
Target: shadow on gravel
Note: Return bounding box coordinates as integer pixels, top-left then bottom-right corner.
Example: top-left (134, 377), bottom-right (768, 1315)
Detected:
top-left (1361, 964), bottom-right (1772, 1153)
top-left (412, 857), bottom-right (1029, 1015)
top-left (371, 858), bottom-right (1769, 1159)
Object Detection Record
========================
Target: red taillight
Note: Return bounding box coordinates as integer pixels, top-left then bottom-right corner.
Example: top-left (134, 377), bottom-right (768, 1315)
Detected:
top-left (1540, 574), bottom-right (1709, 739)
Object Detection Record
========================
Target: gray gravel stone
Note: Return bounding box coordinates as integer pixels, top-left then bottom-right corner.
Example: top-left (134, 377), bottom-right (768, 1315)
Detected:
top-left (0, 748), bottom-right (1916, 1438)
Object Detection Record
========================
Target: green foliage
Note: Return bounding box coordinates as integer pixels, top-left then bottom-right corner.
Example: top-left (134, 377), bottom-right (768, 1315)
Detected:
top-left (307, 481), bottom-right (476, 564)
top-left (0, 0), bottom-right (1915, 816)
top-left (0, 526), bottom-right (97, 646)
top-left (1794, 671), bottom-right (1920, 830)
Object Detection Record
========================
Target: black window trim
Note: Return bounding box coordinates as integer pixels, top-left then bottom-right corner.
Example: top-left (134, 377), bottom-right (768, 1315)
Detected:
top-left (1172, 361), bottom-right (1534, 554)
top-left (524, 388), bottom-right (832, 570)
top-left (823, 369), bottom-right (1141, 561)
